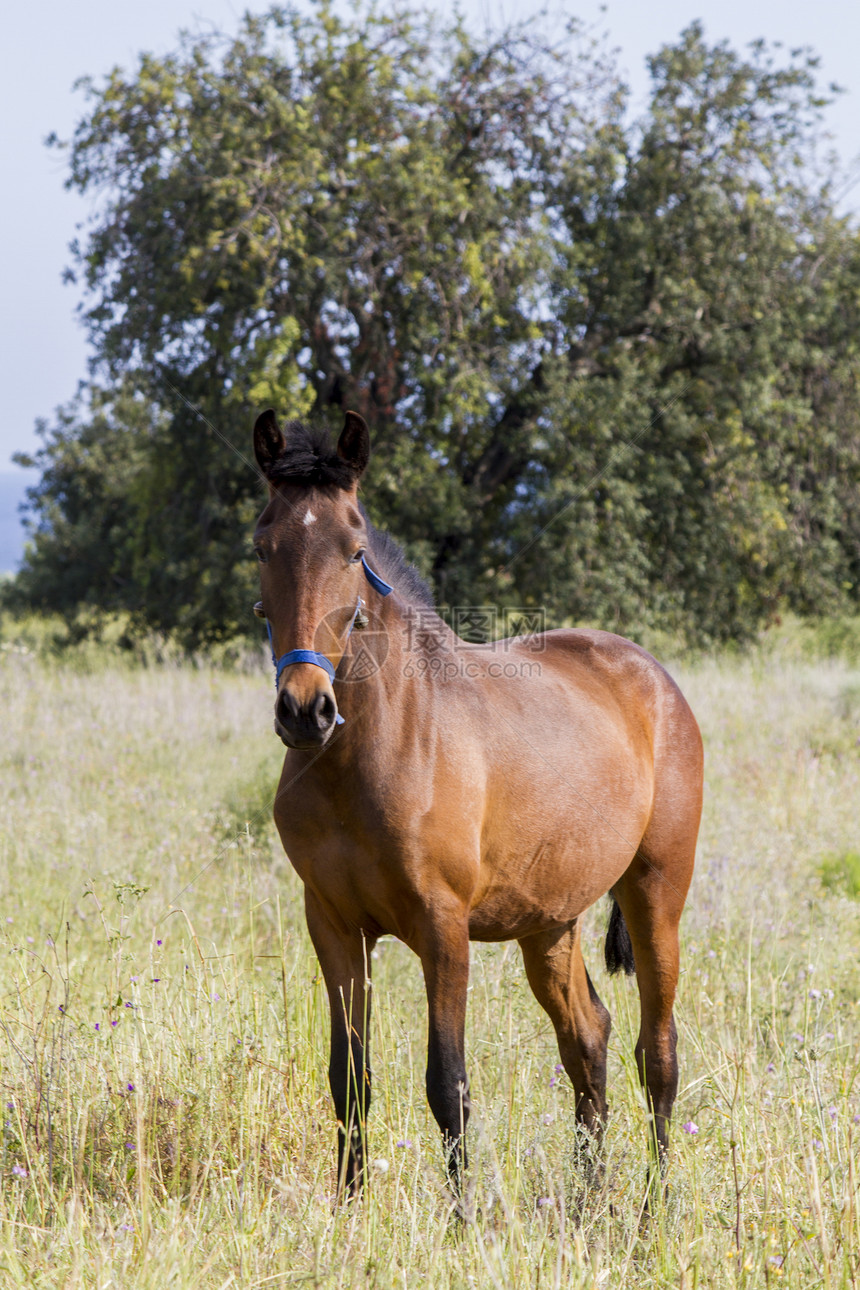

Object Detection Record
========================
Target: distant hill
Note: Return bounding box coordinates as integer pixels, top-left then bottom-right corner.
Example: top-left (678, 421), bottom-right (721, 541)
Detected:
top-left (0, 472), bottom-right (34, 574)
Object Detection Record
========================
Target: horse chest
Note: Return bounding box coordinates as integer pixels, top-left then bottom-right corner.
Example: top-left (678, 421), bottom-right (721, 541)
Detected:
top-left (275, 795), bottom-right (432, 929)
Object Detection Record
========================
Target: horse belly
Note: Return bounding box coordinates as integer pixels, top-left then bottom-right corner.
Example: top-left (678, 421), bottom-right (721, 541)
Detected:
top-left (468, 732), bottom-right (652, 940)
top-left (467, 832), bottom-right (636, 940)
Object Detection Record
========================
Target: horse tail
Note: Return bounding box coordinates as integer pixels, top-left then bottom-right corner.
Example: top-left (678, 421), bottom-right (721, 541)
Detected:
top-left (604, 895), bottom-right (635, 976)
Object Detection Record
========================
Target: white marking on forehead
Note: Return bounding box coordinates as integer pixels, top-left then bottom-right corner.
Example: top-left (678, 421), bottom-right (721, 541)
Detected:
top-left (303, 508), bottom-right (317, 526)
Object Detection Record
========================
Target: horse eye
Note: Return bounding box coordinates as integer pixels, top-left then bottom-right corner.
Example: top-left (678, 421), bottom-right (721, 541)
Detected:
top-left (351, 547), bottom-right (366, 564)
top-left (254, 545), bottom-right (268, 564)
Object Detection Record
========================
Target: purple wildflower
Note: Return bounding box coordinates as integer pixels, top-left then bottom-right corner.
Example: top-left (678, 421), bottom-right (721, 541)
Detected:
top-left (682, 1121), bottom-right (699, 1135)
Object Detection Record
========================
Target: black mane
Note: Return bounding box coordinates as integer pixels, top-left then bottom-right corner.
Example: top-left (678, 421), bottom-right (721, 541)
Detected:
top-left (265, 421), bottom-right (358, 490)
top-left (363, 511), bottom-right (436, 609)
top-left (264, 421), bottom-right (435, 608)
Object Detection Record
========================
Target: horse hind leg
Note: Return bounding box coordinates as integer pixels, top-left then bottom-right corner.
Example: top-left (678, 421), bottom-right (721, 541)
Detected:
top-left (519, 922), bottom-right (611, 1152)
top-left (611, 809), bottom-right (698, 1187)
top-left (610, 693), bottom-right (701, 1193)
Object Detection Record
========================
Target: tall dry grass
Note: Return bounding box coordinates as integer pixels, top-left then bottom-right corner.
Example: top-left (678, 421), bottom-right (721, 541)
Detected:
top-left (1, 627), bottom-right (859, 1287)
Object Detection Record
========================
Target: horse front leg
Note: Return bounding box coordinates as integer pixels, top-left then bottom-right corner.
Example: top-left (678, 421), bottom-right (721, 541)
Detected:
top-left (304, 889), bottom-right (375, 1199)
top-left (417, 915), bottom-right (471, 1199)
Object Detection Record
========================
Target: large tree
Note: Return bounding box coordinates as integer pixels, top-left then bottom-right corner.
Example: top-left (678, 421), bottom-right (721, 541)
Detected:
top-left (503, 26), bottom-right (860, 639)
top-left (11, 5), bottom-right (860, 646)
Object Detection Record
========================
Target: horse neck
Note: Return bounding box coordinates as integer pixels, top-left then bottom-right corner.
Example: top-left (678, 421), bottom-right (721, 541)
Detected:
top-left (334, 593), bottom-right (455, 733)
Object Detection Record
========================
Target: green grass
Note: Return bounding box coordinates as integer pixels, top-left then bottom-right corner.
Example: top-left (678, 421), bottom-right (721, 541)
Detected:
top-left (819, 853), bottom-right (860, 901)
top-left (1, 633), bottom-right (860, 1286)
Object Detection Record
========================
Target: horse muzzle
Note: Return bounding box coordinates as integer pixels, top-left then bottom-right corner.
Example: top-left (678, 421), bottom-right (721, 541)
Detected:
top-left (274, 685), bottom-right (339, 749)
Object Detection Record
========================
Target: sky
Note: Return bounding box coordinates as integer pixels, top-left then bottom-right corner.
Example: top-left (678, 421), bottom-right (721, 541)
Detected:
top-left (1, 0), bottom-right (858, 484)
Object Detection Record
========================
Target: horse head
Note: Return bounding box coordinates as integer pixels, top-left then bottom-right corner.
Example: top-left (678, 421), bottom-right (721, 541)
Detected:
top-left (253, 408), bottom-right (372, 749)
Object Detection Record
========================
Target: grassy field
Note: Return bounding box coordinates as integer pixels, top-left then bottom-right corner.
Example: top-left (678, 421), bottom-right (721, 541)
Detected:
top-left (1, 624), bottom-right (859, 1287)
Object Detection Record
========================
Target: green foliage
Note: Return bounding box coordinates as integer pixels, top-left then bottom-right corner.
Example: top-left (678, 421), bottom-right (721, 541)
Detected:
top-left (8, 4), bottom-right (860, 646)
top-left (756, 613), bottom-right (860, 665)
top-left (819, 851), bottom-right (860, 899)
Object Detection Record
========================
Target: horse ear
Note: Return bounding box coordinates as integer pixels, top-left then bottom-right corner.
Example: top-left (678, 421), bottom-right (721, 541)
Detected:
top-left (336, 411), bottom-right (370, 478)
top-left (253, 409), bottom-right (285, 476)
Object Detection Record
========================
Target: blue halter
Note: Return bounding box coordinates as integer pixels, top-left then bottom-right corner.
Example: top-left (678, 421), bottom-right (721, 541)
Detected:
top-left (264, 556), bottom-right (392, 724)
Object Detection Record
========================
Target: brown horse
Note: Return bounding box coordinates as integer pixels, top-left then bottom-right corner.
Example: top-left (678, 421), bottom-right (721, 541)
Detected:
top-left (252, 408), bottom-right (703, 1202)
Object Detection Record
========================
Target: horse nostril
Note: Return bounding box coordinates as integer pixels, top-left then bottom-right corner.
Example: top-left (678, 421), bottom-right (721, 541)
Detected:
top-left (276, 689), bottom-right (300, 727)
top-left (312, 692), bottom-right (337, 730)
top-left (275, 687), bottom-right (336, 740)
